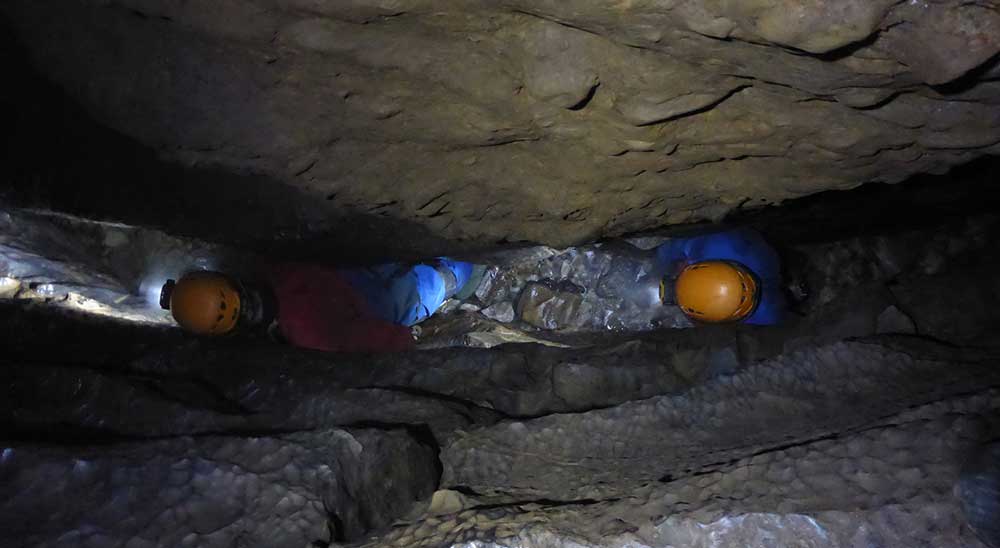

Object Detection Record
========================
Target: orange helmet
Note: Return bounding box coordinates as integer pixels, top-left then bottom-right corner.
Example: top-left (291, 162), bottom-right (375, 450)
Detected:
top-left (673, 260), bottom-right (759, 323)
top-left (160, 271), bottom-right (241, 335)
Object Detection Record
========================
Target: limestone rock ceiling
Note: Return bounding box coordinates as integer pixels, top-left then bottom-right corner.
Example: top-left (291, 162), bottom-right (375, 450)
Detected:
top-left (5, 0), bottom-right (1000, 249)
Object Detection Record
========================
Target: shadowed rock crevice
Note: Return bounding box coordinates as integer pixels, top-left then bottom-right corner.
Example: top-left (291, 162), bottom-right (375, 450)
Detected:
top-left (3, 2), bottom-right (1000, 547)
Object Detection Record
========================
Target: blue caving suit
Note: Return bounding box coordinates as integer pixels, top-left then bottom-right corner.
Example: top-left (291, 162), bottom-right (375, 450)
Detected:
top-left (344, 258), bottom-right (474, 326)
top-left (655, 228), bottom-right (785, 325)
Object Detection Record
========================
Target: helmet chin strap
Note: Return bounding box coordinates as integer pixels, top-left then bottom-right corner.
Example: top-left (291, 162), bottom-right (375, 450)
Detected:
top-left (659, 276), bottom-right (677, 305)
top-left (237, 284), bottom-right (263, 326)
top-left (232, 279), bottom-right (276, 331)
top-left (159, 279), bottom-right (176, 310)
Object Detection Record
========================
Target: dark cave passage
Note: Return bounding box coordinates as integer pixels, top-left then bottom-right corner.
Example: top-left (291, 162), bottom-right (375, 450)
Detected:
top-left (3, 100), bottom-right (1000, 545)
top-left (3, 3), bottom-right (1000, 548)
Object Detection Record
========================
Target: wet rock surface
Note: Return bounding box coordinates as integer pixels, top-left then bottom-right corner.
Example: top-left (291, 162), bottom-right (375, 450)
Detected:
top-left (0, 208), bottom-right (235, 324)
top-left (416, 211), bottom-right (1000, 352)
top-left (3, 1), bottom-right (1000, 253)
top-left (5, 199), bottom-right (998, 354)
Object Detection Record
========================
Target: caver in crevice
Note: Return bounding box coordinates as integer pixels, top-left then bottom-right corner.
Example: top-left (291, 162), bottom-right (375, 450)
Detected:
top-left (158, 227), bottom-right (795, 353)
top-left (159, 259), bottom-right (482, 353)
top-left (656, 227), bottom-right (787, 326)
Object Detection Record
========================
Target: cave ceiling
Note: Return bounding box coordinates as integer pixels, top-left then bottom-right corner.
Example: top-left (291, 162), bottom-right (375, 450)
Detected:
top-left (4, 0), bottom-right (1000, 249)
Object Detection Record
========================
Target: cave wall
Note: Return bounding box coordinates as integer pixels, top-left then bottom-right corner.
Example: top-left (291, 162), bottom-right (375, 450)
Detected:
top-left (374, 391), bottom-right (999, 548)
top-left (3, 0), bottom-right (1000, 252)
top-left (1, 428), bottom-right (438, 546)
top-left (5, 332), bottom-right (999, 547)
top-left (3, 3), bottom-right (1000, 546)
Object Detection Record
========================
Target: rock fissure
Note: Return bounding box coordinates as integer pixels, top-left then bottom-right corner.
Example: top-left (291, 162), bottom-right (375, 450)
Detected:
top-left (4, 2), bottom-right (1000, 547)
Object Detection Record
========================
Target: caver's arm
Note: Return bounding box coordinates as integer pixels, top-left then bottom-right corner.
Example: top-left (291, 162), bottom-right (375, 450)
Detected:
top-left (346, 260), bottom-right (474, 326)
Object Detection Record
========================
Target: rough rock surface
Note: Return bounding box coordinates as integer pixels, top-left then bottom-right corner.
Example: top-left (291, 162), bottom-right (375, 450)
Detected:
top-left (0, 428), bottom-right (438, 547)
top-left (6, 324), bottom-right (1000, 548)
top-left (0, 336), bottom-right (708, 440)
top-left (372, 390), bottom-right (1000, 548)
top-left (3, 187), bottom-right (1000, 545)
top-left (4, 1), bottom-right (1000, 252)
top-left (415, 212), bottom-right (1000, 351)
top-left (442, 339), bottom-right (1000, 500)
top-left (960, 442), bottom-right (1000, 548)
